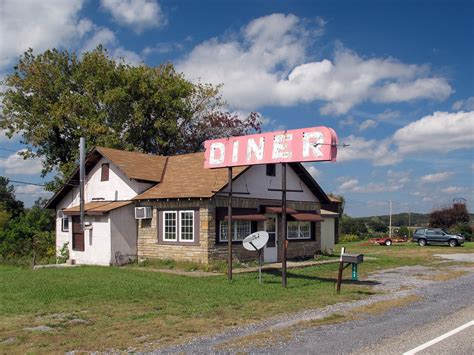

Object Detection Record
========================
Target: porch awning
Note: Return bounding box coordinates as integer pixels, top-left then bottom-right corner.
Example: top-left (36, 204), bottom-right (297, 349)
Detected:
top-left (63, 201), bottom-right (132, 215)
top-left (224, 214), bottom-right (267, 221)
top-left (265, 206), bottom-right (298, 214)
top-left (289, 213), bottom-right (324, 222)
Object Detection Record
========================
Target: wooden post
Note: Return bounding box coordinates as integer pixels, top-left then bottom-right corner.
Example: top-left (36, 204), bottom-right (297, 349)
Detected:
top-left (227, 167), bottom-right (233, 281)
top-left (281, 163), bottom-right (287, 288)
top-left (336, 247), bottom-right (345, 294)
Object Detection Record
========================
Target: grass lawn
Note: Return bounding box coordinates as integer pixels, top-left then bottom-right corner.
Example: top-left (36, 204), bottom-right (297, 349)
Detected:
top-left (0, 242), bottom-right (471, 353)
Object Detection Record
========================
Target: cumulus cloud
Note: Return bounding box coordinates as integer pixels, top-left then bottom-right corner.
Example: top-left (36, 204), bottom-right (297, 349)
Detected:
top-left (393, 111), bottom-right (474, 154)
top-left (420, 172), bottom-right (454, 183)
top-left (359, 119), bottom-right (378, 131)
top-left (337, 171), bottom-right (408, 193)
top-left (177, 13), bottom-right (452, 114)
top-left (0, 150), bottom-right (43, 175)
top-left (81, 26), bottom-right (142, 65)
top-left (452, 96), bottom-right (474, 111)
top-left (336, 135), bottom-right (401, 166)
top-left (0, 0), bottom-right (90, 72)
top-left (441, 186), bottom-right (465, 194)
top-left (101, 0), bottom-right (166, 33)
top-left (338, 111), bottom-right (474, 166)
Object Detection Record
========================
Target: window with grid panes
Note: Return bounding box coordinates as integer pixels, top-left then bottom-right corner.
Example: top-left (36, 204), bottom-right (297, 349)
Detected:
top-left (163, 211), bottom-right (177, 241)
top-left (219, 220), bottom-right (251, 242)
top-left (179, 211), bottom-right (194, 241)
top-left (287, 221), bottom-right (311, 239)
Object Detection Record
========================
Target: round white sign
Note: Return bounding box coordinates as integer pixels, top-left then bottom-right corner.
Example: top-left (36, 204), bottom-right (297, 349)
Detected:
top-left (242, 231), bottom-right (269, 251)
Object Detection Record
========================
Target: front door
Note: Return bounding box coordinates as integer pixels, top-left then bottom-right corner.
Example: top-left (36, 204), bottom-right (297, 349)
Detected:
top-left (72, 216), bottom-right (85, 251)
top-left (264, 215), bottom-right (278, 263)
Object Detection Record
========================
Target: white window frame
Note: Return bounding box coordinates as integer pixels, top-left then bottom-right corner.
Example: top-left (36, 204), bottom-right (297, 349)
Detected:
top-left (163, 211), bottom-right (178, 241)
top-left (287, 221), bottom-right (311, 240)
top-left (219, 220), bottom-right (252, 242)
top-left (179, 210), bottom-right (195, 242)
top-left (61, 217), bottom-right (69, 232)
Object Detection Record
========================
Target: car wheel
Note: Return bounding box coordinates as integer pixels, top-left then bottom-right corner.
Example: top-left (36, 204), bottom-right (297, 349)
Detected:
top-left (448, 239), bottom-right (458, 247)
top-left (385, 239), bottom-right (392, 246)
top-left (418, 239), bottom-right (427, 247)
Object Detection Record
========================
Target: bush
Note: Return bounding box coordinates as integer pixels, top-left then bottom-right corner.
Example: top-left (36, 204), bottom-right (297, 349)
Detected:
top-left (449, 224), bottom-right (473, 241)
top-left (339, 234), bottom-right (360, 243)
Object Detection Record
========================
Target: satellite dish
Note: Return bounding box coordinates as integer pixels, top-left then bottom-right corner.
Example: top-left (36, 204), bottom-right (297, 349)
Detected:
top-left (243, 231), bottom-right (269, 251)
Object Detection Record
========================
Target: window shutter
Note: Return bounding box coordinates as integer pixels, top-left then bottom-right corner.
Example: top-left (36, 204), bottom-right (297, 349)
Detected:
top-left (101, 163), bottom-right (110, 181)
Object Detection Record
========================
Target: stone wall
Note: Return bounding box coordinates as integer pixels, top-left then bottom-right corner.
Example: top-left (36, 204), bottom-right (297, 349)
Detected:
top-left (137, 200), bottom-right (211, 263)
top-left (137, 197), bottom-right (322, 264)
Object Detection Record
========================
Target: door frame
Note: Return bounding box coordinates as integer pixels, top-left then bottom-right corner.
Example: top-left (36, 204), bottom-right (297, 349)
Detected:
top-left (264, 214), bottom-right (278, 263)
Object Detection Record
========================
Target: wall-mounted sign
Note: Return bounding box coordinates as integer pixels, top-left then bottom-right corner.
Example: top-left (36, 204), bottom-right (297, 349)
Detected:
top-left (204, 126), bottom-right (338, 169)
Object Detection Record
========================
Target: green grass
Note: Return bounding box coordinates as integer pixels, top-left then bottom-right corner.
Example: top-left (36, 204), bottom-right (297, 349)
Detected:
top-left (1, 242), bottom-right (471, 352)
top-left (0, 264), bottom-right (370, 353)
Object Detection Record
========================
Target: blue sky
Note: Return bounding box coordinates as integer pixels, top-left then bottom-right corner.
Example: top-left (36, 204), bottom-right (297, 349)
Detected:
top-left (0, 0), bottom-right (473, 216)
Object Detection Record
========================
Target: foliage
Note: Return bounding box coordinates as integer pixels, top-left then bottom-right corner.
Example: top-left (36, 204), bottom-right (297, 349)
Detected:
top-left (1, 47), bottom-right (261, 191)
top-left (340, 215), bottom-right (368, 236)
top-left (56, 242), bottom-right (70, 264)
top-left (449, 224), bottom-right (473, 242)
top-left (398, 226), bottom-right (410, 237)
top-left (339, 234), bottom-right (361, 243)
top-left (0, 177), bottom-right (24, 218)
top-left (429, 202), bottom-right (470, 228)
top-left (367, 217), bottom-right (388, 233)
top-left (0, 204), bottom-right (11, 231)
top-left (0, 204), bottom-right (55, 262)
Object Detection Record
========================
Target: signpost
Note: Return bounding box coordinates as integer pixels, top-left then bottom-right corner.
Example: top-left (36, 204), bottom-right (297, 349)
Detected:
top-left (243, 231), bottom-right (269, 284)
top-left (204, 126), bottom-right (339, 287)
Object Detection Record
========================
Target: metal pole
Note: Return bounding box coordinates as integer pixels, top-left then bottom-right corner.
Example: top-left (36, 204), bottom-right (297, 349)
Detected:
top-left (389, 200), bottom-right (392, 239)
top-left (79, 137), bottom-right (85, 231)
top-left (408, 208), bottom-right (411, 237)
top-left (282, 163), bottom-right (287, 288)
top-left (258, 250), bottom-right (262, 284)
top-left (227, 167), bottom-right (233, 281)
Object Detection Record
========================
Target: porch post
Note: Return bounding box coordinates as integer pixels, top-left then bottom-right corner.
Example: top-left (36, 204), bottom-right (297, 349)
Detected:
top-left (227, 166), bottom-right (233, 280)
top-left (282, 163), bottom-right (287, 288)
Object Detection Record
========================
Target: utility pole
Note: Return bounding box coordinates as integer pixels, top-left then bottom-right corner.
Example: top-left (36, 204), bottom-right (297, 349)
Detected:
top-left (389, 200), bottom-right (392, 239)
top-left (227, 167), bottom-right (233, 281)
top-left (408, 208), bottom-right (411, 237)
top-left (79, 137), bottom-right (85, 231)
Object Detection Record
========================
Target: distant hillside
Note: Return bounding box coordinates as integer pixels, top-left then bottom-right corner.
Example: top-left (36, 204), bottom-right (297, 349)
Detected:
top-left (352, 212), bottom-right (474, 227)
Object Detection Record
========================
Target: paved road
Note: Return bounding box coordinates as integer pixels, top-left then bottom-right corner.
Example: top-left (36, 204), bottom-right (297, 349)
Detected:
top-left (270, 272), bottom-right (474, 354)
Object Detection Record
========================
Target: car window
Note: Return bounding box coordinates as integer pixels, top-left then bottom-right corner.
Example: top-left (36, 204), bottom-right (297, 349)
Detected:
top-left (414, 229), bottom-right (424, 235)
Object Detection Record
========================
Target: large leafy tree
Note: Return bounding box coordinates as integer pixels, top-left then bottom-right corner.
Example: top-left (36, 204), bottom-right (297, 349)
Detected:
top-left (0, 177), bottom-right (24, 218)
top-left (1, 47), bottom-right (261, 191)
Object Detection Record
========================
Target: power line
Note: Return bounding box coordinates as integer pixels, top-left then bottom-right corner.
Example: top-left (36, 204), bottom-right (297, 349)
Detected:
top-left (8, 179), bottom-right (45, 187)
top-left (0, 146), bottom-right (19, 153)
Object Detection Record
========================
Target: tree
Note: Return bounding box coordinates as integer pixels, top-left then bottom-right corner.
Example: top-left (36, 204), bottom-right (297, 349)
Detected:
top-left (367, 217), bottom-right (388, 233)
top-left (429, 202), bottom-right (469, 228)
top-left (0, 202), bottom-right (55, 262)
top-left (0, 177), bottom-right (24, 218)
top-left (1, 47), bottom-right (261, 191)
top-left (340, 215), bottom-right (368, 236)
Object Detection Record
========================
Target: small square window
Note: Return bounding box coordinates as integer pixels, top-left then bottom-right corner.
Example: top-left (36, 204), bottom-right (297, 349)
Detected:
top-left (101, 163), bottom-right (110, 181)
top-left (61, 217), bottom-right (69, 232)
top-left (266, 164), bottom-right (276, 176)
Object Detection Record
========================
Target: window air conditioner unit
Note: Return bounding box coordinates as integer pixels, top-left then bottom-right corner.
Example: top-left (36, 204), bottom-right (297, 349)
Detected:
top-left (135, 207), bottom-right (152, 219)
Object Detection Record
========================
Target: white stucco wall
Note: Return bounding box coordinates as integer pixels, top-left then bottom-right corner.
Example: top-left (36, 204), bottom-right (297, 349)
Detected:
top-left (232, 164), bottom-right (318, 202)
top-left (110, 205), bottom-right (137, 264)
top-left (54, 157), bottom-right (152, 264)
top-left (320, 218), bottom-right (335, 252)
top-left (68, 215), bottom-right (112, 266)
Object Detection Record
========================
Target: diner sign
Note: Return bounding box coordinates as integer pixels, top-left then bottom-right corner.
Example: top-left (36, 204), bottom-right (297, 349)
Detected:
top-left (204, 126), bottom-right (338, 169)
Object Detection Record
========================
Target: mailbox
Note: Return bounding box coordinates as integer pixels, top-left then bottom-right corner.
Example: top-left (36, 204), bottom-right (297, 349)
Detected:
top-left (341, 253), bottom-right (364, 264)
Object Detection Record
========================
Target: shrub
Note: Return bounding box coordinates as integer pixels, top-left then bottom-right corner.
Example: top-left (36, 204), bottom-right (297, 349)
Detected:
top-left (339, 234), bottom-right (360, 243)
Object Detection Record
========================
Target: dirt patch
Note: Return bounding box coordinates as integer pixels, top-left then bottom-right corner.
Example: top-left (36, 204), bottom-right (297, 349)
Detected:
top-left (434, 253), bottom-right (474, 263)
